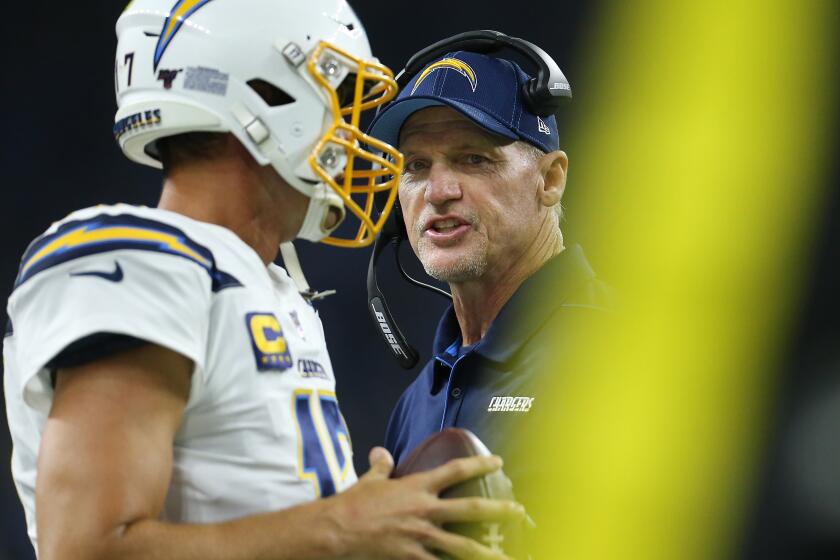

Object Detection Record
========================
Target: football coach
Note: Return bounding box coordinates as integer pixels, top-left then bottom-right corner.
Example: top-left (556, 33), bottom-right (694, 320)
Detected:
top-left (367, 36), bottom-right (611, 523)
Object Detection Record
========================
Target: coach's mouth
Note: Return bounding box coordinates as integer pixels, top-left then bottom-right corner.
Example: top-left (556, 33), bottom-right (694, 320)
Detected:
top-left (423, 215), bottom-right (471, 245)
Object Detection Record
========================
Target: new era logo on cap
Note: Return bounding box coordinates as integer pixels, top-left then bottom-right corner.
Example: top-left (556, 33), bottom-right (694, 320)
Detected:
top-left (537, 116), bottom-right (551, 135)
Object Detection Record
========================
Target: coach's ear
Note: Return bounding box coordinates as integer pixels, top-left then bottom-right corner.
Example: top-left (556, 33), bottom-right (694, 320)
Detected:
top-left (538, 150), bottom-right (568, 208)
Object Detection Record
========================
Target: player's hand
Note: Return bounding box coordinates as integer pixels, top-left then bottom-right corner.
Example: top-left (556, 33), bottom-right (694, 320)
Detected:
top-left (327, 446), bottom-right (524, 560)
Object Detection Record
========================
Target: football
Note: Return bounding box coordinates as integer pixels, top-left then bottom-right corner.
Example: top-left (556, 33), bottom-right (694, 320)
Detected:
top-left (392, 428), bottom-right (525, 558)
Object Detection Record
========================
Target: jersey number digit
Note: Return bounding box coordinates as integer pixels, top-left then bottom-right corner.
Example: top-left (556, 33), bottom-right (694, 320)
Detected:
top-left (293, 390), bottom-right (351, 497)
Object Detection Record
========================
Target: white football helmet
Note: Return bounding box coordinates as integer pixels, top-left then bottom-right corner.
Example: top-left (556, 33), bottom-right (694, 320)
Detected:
top-left (114, 0), bottom-right (403, 247)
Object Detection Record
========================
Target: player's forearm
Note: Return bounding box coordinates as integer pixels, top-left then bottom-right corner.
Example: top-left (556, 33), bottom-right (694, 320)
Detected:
top-left (40, 498), bottom-right (347, 560)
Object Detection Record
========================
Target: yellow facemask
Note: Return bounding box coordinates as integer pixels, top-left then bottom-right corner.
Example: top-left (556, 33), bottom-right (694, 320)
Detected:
top-left (307, 42), bottom-right (404, 248)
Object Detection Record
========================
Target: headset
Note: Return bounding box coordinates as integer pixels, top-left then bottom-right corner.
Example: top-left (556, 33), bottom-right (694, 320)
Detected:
top-left (367, 30), bottom-right (572, 368)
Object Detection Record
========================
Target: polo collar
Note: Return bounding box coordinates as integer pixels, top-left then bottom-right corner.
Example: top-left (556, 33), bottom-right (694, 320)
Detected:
top-left (431, 243), bottom-right (596, 364)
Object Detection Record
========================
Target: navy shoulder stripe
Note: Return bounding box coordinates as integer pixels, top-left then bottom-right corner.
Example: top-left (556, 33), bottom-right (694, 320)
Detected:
top-left (16, 213), bottom-right (241, 292)
top-left (4, 318), bottom-right (12, 338)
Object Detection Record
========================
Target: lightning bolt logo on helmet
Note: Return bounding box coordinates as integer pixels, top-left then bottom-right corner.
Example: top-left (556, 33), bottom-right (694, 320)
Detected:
top-left (154, 0), bottom-right (215, 71)
top-left (411, 58), bottom-right (478, 95)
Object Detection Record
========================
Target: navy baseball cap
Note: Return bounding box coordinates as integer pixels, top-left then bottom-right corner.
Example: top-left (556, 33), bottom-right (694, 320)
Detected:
top-left (367, 50), bottom-right (560, 153)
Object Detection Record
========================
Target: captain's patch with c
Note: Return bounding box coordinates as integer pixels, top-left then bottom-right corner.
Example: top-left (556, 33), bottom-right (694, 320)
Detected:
top-left (246, 312), bottom-right (293, 371)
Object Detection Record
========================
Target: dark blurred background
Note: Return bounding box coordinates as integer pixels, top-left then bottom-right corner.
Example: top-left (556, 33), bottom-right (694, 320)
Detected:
top-left (1, 2), bottom-right (837, 560)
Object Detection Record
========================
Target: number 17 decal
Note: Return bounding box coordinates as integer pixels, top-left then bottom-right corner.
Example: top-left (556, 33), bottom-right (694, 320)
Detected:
top-left (293, 389), bottom-right (352, 497)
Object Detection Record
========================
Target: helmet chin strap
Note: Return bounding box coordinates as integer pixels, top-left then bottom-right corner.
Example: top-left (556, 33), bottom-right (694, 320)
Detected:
top-left (279, 241), bottom-right (337, 301)
top-left (279, 183), bottom-right (343, 301)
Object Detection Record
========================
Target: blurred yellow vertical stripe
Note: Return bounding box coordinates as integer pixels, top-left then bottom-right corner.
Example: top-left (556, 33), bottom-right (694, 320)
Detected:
top-left (527, 2), bottom-right (837, 558)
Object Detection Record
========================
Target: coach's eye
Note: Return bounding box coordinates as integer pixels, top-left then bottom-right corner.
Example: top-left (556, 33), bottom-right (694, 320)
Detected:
top-left (405, 159), bottom-right (428, 173)
top-left (465, 154), bottom-right (489, 165)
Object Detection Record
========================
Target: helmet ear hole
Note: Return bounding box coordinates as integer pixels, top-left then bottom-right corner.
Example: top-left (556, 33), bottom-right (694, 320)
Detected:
top-left (247, 79), bottom-right (296, 107)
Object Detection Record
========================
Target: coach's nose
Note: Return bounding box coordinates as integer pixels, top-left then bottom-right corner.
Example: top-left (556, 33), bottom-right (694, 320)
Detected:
top-left (424, 162), bottom-right (462, 207)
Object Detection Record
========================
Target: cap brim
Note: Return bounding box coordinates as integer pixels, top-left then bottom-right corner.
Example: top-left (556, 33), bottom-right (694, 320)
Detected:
top-left (367, 96), bottom-right (520, 148)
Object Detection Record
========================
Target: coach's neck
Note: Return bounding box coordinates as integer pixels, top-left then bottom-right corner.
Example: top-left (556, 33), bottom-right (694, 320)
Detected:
top-left (451, 218), bottom-right (563, 347)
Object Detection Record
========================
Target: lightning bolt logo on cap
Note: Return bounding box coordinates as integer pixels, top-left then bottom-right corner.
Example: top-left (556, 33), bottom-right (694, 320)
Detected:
top-left (153, 0), bottom-right (215, 71)
top-left (411, 58), bottom-right (478, 95)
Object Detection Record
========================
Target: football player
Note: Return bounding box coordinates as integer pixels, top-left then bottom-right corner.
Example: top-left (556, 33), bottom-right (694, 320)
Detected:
top-left (2, 2), bottom-right (522, 559)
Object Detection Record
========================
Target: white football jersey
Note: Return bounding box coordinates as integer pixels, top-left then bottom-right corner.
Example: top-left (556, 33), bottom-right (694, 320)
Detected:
top-left (3, 204), bottom-right (356, 549)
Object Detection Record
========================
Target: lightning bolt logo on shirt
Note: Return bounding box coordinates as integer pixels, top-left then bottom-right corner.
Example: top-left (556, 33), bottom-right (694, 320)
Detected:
top-left (411, 58), bottom-right (478, 95)
top-left (20, 225), bottom-right (211, 279)
top-left (12, 213), bottom-right (245, 293)
top-left (153, 0), bottom-right (215, 71)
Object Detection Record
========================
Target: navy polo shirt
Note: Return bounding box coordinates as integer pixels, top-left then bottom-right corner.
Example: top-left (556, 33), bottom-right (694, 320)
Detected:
top-left (384, 244), bottom-right (610, 511)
